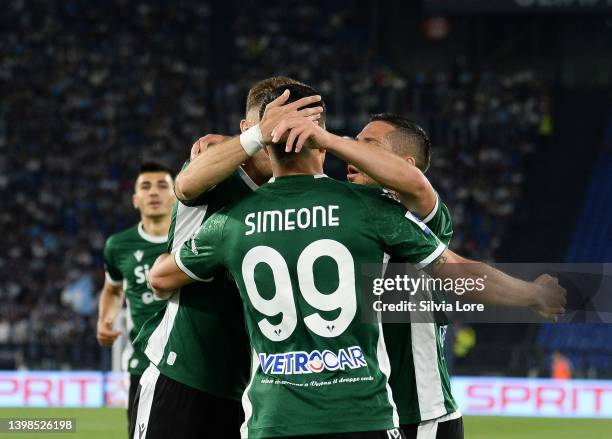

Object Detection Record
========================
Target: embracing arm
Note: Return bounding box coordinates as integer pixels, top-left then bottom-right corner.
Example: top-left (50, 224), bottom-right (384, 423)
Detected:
top-left (175, 90), bottom-right (323, 202)
top-left (148, 253), bottom-right (194, 299)
top-left (327, 136), bottom-right (436, 217)
top-left (426, 249), bottom-right (567, 320)
top-left (175, 136), bottom-right (247, 202)
top-left (272, 118), bottom-right (436, 217)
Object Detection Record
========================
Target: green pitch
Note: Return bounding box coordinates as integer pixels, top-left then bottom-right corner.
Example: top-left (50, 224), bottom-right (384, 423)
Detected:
top-left (0, 408), bottom-right (611, 438)
top-left (465, 416), bottom-right (612, 439)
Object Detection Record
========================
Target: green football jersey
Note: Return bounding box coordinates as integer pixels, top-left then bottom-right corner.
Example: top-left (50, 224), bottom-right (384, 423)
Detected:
top-left (384, 193), bottom-right (459, 424)
top-left (136, 164), bottom-right (256, 400)
top-left (103, 223), bottom-right (168, 375)
top-left (176, 175), bottom-right (446, 438)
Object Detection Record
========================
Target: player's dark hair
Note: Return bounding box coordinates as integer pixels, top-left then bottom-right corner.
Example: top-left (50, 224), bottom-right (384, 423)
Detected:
top-left (369, 113), bottom-right (432, 172)
top-left (259, 84), bottom-right (326, 164)
top-left (138, 161), bottom-right (176, 180)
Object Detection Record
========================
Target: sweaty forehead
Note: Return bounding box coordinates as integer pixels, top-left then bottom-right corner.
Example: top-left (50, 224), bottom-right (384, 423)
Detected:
top-left (356, 121), bottom-right (396, 142)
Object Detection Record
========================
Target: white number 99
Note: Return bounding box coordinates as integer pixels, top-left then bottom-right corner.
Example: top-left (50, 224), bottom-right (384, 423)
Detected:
top-left (241, 239), bottom-right (357, 341)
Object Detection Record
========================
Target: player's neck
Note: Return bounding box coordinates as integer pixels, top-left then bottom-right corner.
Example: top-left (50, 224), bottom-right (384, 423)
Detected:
top-left (273, 162), bottom-right (323, 178)
top-left (140, 216), bottom-right (170, 237)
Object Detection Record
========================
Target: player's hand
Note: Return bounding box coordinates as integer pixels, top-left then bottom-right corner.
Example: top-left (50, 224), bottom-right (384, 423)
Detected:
top-left (272, 117), bottom-right (334, 153)
top-left (531, 274), bottom-right (567, 322)
top-left (96, 318), bottom-right (122, 347)
top-left (190, 134), bottom-right (232, 160)
top-left (259, 89), bottom-right (323, 143)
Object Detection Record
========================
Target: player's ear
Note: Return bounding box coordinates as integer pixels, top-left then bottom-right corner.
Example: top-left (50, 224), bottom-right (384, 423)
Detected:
top-left (240, 119), bottom-right (250, 133)
top-left (262, 145), bottom-right (270, 158)
top-left (404, 156), bottom-right (416, 167)
top-left (132, 194), bottom-right (139, 210)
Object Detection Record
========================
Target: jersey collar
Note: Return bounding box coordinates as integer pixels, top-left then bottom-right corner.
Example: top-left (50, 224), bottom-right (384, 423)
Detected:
top-left (238, 166), bottom-right (260, 191)
top-left (138, 222), bottom-right (168, 244)
top-left (268, 174), bottom-right (327, 183)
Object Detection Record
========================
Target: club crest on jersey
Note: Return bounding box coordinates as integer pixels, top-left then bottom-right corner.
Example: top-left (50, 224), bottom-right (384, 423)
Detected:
top-left (258, 346), bottom-right (367, 375)
top-left (133, 250), bottom-right (144, 262)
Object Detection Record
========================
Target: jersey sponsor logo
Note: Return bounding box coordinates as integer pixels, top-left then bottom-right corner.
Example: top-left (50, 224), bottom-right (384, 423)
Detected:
top-left (133, 250), bottom-right (144, 262)
top-left (258, 346), bottom-right (367, 375)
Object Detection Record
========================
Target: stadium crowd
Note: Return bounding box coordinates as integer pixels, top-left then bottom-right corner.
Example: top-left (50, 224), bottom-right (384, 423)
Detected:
top-left (1, 0), bottom-right (545, 370)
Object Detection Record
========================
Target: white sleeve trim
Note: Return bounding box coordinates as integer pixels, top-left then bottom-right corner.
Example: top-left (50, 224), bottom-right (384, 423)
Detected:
top-left (174, 251), bottom-right (205, 281)
top-left (422, 193), bottom-right (440, 224)
top-left (414, 242), bottom-right (446, 270)
top-left (105, 272), bottom-right (123, 286)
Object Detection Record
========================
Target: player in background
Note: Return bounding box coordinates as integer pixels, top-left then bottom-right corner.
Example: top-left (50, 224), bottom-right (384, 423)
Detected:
top-left (96, 161), bottom-right (175, 430)
top-left (129, 77), bottom-right (323, 439)
top-left (148, 84), bottom-right (564, 438)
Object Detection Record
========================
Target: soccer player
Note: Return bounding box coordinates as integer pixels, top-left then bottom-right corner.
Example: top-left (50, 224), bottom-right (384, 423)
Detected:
top-left (353, 115), bottom-right (462, 439)
top-left (96, 161), bottom-right (175, 429)
top-left (129, 77), bottom-right (323, 439)
top-left (272, 111), bottom-right (566, 438)
top-left (148, 84), bottom-right (565, 438)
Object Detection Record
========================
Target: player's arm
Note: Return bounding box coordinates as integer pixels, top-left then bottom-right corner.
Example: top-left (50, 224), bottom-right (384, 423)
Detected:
top-left (174, 136), bottom-right (246, 202)
top-left (148, 253), bottom-right (194, 299)
top-left (174, 90), bottom-right (323, 202)
top-left (328, 135), bottom-right (435, 217)
top-left (97, 240), bottom-right (126, 346)
top-left (272, 117), bottom-right (436, 217)
top-left (425, 250), bottom-right (567, 320)
top-left (150, 213), bottom-right (228, 297)
top-left (371, 193), bottom-right (566, 321)
top-left (96, 279), bottom-right (124, 347)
